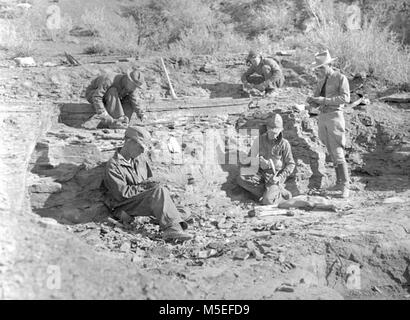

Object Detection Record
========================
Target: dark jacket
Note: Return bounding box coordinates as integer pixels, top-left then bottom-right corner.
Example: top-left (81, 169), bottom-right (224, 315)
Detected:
top-left (103, 149), bottom-right (153, 209)
top-left (241, 56), bottom-right (283, 83)
top-left (314, 69), bottom-right (350, 113)
top-left (252, 132), bottom-right (295, 184)
top-left (85, 73), bottom-right (142, 116)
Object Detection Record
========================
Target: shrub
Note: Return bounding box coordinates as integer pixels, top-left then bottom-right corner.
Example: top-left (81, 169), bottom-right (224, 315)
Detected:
top-left (0, 19), bottom-right (37, 57)
top-left (84, 42), bottom-right (107, 55)
top-left (168, 23), bottom-right (248, 57)
top-left (97, 16), bottom-right (142, 55)
top-left (80, 7), bottom-right (143, 56)
top-left (120, 0), bottom-right (215, 49)
top-left (221, 0), bottom-right (297, 40)
top-left (81, 0), bottom-right (248, 57)
top-left (302, 0), bottom-right (410, 85)
top-left (80, 7), bottom-right (106, 36)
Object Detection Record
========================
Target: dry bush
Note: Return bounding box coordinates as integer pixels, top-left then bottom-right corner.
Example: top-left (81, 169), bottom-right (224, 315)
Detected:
top-left (300, 0), bottom-right (410, 85)
top-left (120, 0), bottom-right (215, 49)
top-left (168, 23), bottom-right (248, 57)
top-left (361, 0), bottom-right (410, 45)
top-left (221, 0), bottom-right (297, 40)
top-left (82, 8), bottom-right (143, 55)
top-left (80, 7), bottom-right (106, 36)
top-left (59, 15), bottom-right (74, 39)
top-left (0, 19), bottom-right (37, 57)
top-left (83, 42), bottom-right (106, 55)
top-left (43, 14), bottom-right (74, 41)
top-left (82, 0), bottom-right (248, 57)
top-left (97, 16), bottom-right (142, 55)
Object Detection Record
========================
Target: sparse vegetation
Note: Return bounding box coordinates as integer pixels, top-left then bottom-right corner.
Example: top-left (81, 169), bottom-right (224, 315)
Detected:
top-left (0, 20), bottom-right (37, 57)
top-left (306, 18), bottom-right (410, 84)
top-left (221, 0), bottom-right (297, 40)
top-left (302, 0), bottom-right (410, 85)
top-left (80, 7), bottom-right (106, 37)
top-left (0, 0), bottom-right (408, 85)
top-left (83, 42), bottom-right (107, 55)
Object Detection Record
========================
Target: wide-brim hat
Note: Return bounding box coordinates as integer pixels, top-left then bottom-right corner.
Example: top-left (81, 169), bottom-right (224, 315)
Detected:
top-left (126, 69), bottom-right (145, 87)
top-left (124, 125), bottom-right (151, 146)
top-left (265, 113), bottom-right (283, 134)
top-left (311, 50), bottom-right (337, 69)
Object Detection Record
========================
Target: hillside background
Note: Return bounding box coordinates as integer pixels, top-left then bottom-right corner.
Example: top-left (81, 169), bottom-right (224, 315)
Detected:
top-left (1, 0), bottom-right (409, 85)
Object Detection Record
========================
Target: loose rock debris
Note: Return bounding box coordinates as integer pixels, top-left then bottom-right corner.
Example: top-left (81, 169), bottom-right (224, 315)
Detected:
top-left (2, 44), bottom-right (410, 299)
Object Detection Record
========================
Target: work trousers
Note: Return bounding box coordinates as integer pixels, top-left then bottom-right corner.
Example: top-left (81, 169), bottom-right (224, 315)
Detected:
top-left (86, 87), bottom-right (134, 120)
top-left (245, 68), bottom-right (284, 90)
top-left (113, 185), bottom-right (184, 230)
top-left (318, 111), bottom-right (347, 165)
top-left (236, 173), bottom-right (292, 205)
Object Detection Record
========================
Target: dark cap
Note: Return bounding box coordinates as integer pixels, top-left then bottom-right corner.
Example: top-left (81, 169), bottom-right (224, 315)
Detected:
top-left (124, 126), bottom-right (151, 145)
top-left (246, 50), bottom-right (259, 62)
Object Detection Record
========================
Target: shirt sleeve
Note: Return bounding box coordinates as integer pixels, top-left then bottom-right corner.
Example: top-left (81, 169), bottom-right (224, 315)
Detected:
top-left (241, 65), bottom-right (256, 83)
top-left (104, 162), bottom-right (141, 201)
top-left (276, 140), bottom-right (295, 183)
top-left (91, 77), bottom-right (112, 114)
top-left (323, 74), bottom-right (350, 105)
top-left (265, 59), bottom-right (281, 77)
top-left (146, 157), bottom-right (153, 179)
top-left (129, 90), bottom-right (145, 119)
top-left (239, 136), bottom-right (259, 174)
top-left (313, 78), bottom-right (325, 97)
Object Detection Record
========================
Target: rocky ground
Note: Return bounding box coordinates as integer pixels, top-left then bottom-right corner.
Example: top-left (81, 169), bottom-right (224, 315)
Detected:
top-left (1, 37), bottom-right (410, 300)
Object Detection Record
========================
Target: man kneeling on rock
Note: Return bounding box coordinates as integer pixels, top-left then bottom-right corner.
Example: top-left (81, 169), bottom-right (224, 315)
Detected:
top-left (241, 50), bottom-right (285, 97)
top-left (103, 126), bottom-right (192, 242)
top-left (84, 70), bottom-right (146, 129)
top-left (236, 114), bottom-right (295, 206)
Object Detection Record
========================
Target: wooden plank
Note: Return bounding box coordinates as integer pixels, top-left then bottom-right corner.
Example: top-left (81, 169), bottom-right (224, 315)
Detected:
top-left (60, 98), bottom-right (254, 114)
top-left (61, 103), bottom-right (94, 113)
top-left (379, 93), bottom-right (410, 103)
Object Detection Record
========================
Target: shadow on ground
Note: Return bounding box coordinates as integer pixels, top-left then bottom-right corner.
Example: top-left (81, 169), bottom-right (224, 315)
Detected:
top-left (29, 142), bottom-right (109, 224)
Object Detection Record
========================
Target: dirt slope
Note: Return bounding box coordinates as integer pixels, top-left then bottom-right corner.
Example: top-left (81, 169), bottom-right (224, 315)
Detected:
top-left (1, 33), bottom-right (410, 299)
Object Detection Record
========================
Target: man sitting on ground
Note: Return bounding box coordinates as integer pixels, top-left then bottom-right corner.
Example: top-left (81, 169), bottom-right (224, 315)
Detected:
top-left (85, 70), bottom-right (146, 129)
top-left (103, 126), bottom-right (192, 242)
top-left (241, 50), bottom-right (285, 97)
top-left (236, 113), bottom-right (295, 206)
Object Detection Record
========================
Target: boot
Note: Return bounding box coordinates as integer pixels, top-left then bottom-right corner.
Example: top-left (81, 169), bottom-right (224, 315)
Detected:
top-left (82, 114), bottom-right (107, 130)
top-left (339, 162), bottom-right (350, 198)
top-left (328, 165), bottom-right (342, 191)
top-left (265, 88), bottom-right (278, 98)
top-left (163, 224), bottom-right (192, 242)
top-left (108, 116), bottom-right (129, 129)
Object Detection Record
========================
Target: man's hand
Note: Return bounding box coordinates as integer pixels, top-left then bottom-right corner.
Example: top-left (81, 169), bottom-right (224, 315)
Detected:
top-left (307, 96), bottom-right (325, 105)
top-left (243, 81), bottom-right (252, 90)
top-left (259, 156), bottom-right (271, 170)
top-left (139, 179), bottom-right (160, 190)
top-left (267, 175), bottom-right (281, 186)
top-left (99, 111), bottom-right (114, 124)
top-left (139, 114), bottom-right (147, 122)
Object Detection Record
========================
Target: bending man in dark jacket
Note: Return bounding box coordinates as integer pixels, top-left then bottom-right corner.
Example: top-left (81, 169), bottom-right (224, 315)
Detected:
top-left (85, 70), bottom-right (146, 129)
top-left (237, 114), bottom-right (295, 205)
top-left (103, 126), bottom-right (192, 241)
top-left (241, 50), bottom-right (285, 97)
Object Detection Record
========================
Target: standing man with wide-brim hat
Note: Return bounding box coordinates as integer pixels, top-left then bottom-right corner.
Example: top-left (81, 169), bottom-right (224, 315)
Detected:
top-left (306, 50), bottom-right (351, 198)
top-left (84, 70), bottom-right (146, 129)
